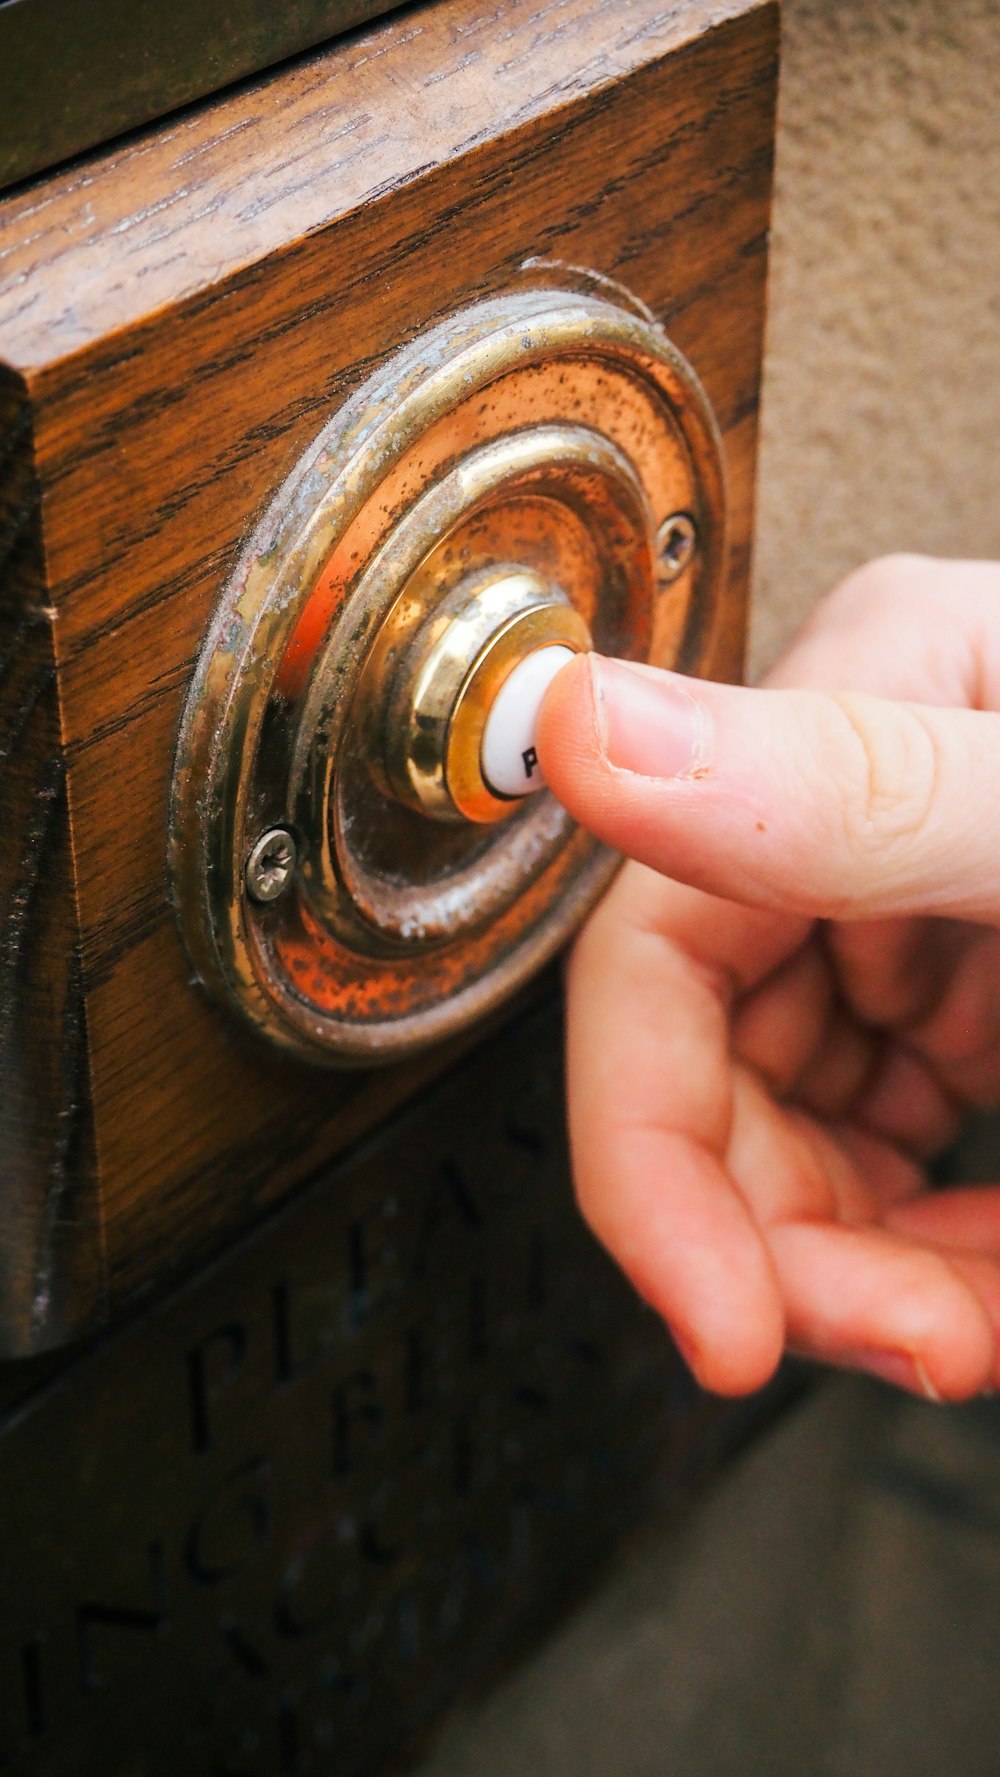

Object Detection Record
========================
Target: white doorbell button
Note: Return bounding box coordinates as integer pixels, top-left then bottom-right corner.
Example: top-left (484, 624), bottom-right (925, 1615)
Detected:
top-left (481, 645), bottom-right (575, 798)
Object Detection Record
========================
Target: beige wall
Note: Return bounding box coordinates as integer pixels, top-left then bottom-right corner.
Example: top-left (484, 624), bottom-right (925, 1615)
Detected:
top-left (750, 0), bottom-right (1000, 676)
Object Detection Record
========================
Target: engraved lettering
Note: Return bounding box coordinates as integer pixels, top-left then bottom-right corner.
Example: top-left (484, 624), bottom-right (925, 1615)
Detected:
top-left (331, 1370), bottom-right (384, 1475)
top-left (412, 1159), bottom-right (483, 1279)
top-left (360, 1494), bottom-right (402, 1568)
top-left (521, 745), bottom-right (538, 778)
top-left (439, 1158), bottom-right (483, 1229)
top-left (391, 1536), bottom-right (502, 1669)
top-left (437, 1537), bottom-right (499, 1639)
top-left (221, 1620), bottom-right (269, 1679)
top-left (187, 1458), bottom-right (271, 1585)
top-left (76, 1542), bottom-right (168, 1692)
top-left (399, 1311), bottom-right (457, 1418)
top-left (205, 1620), bottom-right (274, 1776)
top-left (348, 1196), bottom-right (399, 1327)
top-left (272, 1277), bottom-right (347, 1383)
top-left (0, 1017), bottom-right (633, 1777)
top-left (275, 1524), bottom-right (349, 1638)
top-left (504, 1114), bottom-right (546, 1157)
top-left (187, 1322), bottom-right (247, 1453)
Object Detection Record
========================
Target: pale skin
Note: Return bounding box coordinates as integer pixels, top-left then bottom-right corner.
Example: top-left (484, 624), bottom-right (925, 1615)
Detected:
top-left (536, 556), bottom-right (1000, 1403)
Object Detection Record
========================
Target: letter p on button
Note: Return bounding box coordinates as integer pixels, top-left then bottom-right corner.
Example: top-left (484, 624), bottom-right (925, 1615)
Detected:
top-left (480, 646), bottom-right (576, 799)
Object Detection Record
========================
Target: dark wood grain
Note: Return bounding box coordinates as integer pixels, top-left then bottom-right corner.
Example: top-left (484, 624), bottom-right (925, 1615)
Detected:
top-left (0, 374), bottom-right (102, 1352)
top-left (0, 0), bottom-right (403, 191)
top-left (0, 0), bottom-right (778, 1351)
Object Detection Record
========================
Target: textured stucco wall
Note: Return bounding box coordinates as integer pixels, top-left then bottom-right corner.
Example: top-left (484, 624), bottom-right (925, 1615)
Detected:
top-left (750, 0), bottom-right (1000, 676)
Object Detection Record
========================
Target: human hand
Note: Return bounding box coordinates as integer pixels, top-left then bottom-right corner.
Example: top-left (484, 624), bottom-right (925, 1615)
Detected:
top-left (537, 556), bottom-right (1000, 1400)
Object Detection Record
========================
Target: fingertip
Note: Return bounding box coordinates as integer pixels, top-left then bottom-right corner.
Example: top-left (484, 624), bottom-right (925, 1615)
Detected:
top-left (889, 1300), bottom-right (995, 1403)
top-left (669, 1313), bottom-right (786, 1399)
top-left (536, 649), bottom-right (603, 811)
top-left (772, 1221), bottom-right (998, 1405)
top-left (890, 1259), bottom-right (997, 1403)
top-left (615, 1244), bottom-right (786, 1399)
top-left (574, 1129), bottom-right (787, 1400)
top-left (877, 1321), bottom-right (994, 1405)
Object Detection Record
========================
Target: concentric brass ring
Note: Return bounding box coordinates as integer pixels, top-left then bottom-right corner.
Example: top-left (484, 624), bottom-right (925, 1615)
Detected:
top-left (169, 283), bottom-right (728, 1064)
top-left (375, 564), bottom-right (591, 824)
top-left (446, 593), bottom-right (592, 823)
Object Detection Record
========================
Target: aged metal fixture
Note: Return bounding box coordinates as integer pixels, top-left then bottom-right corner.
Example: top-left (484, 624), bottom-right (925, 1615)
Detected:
top-left (244, 827), bottom-right (299, 904)
top-left (658, 511), bottom-right (699, 581)
top-left (170, 284), bottom-right (727, 1064)
top-left (374, 564), bottom-right (592, 824)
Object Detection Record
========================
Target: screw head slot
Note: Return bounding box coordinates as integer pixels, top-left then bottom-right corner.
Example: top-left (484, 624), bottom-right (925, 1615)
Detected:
top-left (245, 829), bottom-right (298, 904)
top-left (657, 512), bottom-right (698, 581)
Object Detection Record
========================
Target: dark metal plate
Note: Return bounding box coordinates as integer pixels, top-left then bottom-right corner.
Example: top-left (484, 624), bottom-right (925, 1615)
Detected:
top-left (0, 999), bottom-right (730, 1774)
top-left (0, 0), bottom-right (405, 192)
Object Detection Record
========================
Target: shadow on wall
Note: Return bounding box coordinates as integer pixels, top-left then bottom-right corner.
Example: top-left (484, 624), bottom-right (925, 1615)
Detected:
top-left (751, 0), bottom-right (1000, 676)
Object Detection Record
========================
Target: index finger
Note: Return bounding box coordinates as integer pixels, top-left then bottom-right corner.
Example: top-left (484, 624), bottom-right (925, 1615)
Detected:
top-left (566, 863), bottom-right (796, 1394)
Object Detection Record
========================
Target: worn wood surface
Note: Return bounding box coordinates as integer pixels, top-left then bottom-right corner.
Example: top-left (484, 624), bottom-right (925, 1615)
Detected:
top-left (0, 374), bottom-right (103, 1351)
top-left (0, 0), bottom-right (778, 1350)
top-left (0, 0), bottom-right (402, 191)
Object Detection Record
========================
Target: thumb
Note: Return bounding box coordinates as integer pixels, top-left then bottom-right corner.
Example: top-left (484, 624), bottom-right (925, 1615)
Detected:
top-left (537, 653), bottom-right (1000, 923)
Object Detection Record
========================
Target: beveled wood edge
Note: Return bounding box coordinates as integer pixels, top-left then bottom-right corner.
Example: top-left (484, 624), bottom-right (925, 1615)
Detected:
top-left (0, 0), bottom-right (778, 372)
top-left (0, 375), bottom-right (105, 1356)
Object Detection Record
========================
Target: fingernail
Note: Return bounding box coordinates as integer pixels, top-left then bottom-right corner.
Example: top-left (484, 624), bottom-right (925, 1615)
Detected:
top-left (589, 655), bottom-right (708, 779)
top-left (851, 1349), bottom-right (942, 1402)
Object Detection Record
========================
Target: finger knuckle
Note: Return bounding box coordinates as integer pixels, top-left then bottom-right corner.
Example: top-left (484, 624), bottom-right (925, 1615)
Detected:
top-left (831, 692), bottom-right (942, 858)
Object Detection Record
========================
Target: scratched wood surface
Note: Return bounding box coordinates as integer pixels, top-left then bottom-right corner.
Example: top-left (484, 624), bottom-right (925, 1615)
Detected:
top-left (0, 0), bottom-right (778, 1351)
top-left (0, 375), bottom-right (103, 1350)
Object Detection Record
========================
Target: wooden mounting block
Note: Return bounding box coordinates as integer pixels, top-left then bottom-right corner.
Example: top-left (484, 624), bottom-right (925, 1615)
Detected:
top-left (0, 0), bottom-right (778, 1354)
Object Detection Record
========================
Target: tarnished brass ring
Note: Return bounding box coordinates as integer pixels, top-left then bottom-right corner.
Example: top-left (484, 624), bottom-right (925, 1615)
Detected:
top-left (300, 419), bottom-right (652, 896)
top-left (377, 564), bottom-right (574, 823)
top-left (446, 600), bottom-right (592, 823)
top-left (169, 282), bottom-right (728, 1065)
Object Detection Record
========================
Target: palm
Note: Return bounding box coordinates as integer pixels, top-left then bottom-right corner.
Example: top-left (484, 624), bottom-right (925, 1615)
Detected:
top-left (566, 858), bottom-right (1000, 1399)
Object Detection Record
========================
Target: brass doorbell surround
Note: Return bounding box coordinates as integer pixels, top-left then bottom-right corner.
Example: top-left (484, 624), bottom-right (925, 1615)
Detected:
top-left (373, 563), bottom-right (592, 825)
top-left (169, 284), bottom-right (728, 1065)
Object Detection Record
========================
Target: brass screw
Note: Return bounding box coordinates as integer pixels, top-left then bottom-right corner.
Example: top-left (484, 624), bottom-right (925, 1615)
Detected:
top-left (657, 512), bottom-right (698, 581)
top-left (245, 828), bottom-right (298, 904)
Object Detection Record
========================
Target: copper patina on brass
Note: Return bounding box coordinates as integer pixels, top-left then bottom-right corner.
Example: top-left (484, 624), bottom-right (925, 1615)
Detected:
top-left (169, 285), bottom-right (727, 1066)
